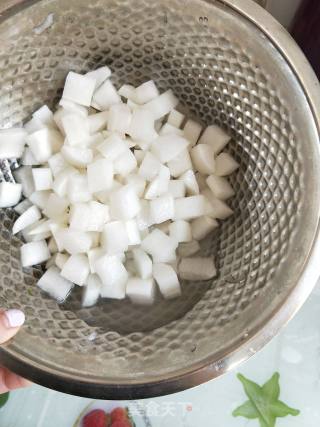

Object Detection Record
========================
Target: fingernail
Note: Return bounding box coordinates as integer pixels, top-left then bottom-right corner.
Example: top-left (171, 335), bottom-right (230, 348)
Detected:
top-left (4, 309), bottom-right (25, 328)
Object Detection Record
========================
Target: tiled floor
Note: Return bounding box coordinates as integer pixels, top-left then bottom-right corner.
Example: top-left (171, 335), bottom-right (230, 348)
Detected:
top-left (1, 279), bottom-right (320, 427)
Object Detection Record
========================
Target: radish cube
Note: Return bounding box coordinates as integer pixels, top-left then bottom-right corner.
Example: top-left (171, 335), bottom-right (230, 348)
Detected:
top-left (52, 167), bottom-right (77, 197)
top-left (145, 90), bottom-right (179, 120)
top-left (87, 111), bottom-right (109, 134)
top-left (82, 274), bottom-right (101, 307)
top-left (14, 166), bottom-right (35, 197)
top-left (21, 240), bottom-right (50, 267)
top-left (118, 84), bottom-right (135, 99)
top-left (67, 174), bottom-right (91, 203)
top-left (48, 153), bottom-right (68, 177)
top-left (22, 148), bottom-right (39, 166)
top-left (0, 128), bottom-right (26, 158)
top-left (61, 145), bottom-right (93, 168)
top-left (125, 220), bottom-right (141, 246)
top-left (204, 194), bottom-right (233, 219)
top-left (33, 105), bottom-right (55, 127)
top-left (183, 119), bottom-right (202, 146)
top-left (101, 221), bottom-right (129, 254)
top-left (29, 190), bottom-right (51, 210)
top-left (156, 220), bottom-right (170, 234)
top-left (59, 99), bottom-right (88, 117)
top-left (86, 66), bottom-right (111, 89)
top-left (125, 174), bottom-right (146, 197)
top-left (191, 144), bottom-right (215, 175)
top-left (37, 266), bottom-right (73, 302)
top-left (27, 219), bottom-right (52, 236)
top-left (152, 134), bottom-right (188, 163)
top-left (62, 71), bottom-right (96, 107)
top-left (195, 172), bottom-right (207, 191)
top-left (97, 133), bottom-right (127, 160)
top-left (169, 220), bottom-right (192, 243)
top-left (167, 110), bottom-right (185, 128)
top-left (206, 175), bottom-right (235, 200)
top-left (113, 148), bottom-right (137, 177)
top-left (110, 184), bottom-right (140, 220)
top-left (168, 180), bottom-right (185, 198)
top-left (61, 253), bottom-right (90, 286)
top-left (177, 240), bottom-right (200, 257)
top-left (0, 182), bottom-right (22, 207)
top-left (153, 263), bottom-right (181, 299)
top-left (174, 195), bottom-right (206, 220)
top-left (144, 165), bottom-right (170, 199)
top-left (127, 108), bottom-right (157, 143)
top-left (13, 205), bottom-right (41, 234)
top-left (26, 129), bottom-right (53, 162)
top-left (134, 149), bottom-right (144, 165)
top-left (32, 168), bottom-right (53, 191)
top-left (70, 201), bottom-right (109, 232)
top-left (134, 80), bottom-right (159, 104)
top-left (149, 194), bottom-right (175, 224)
top-left (180, 170), bottom-right (199, 195)
top-left (126, 278), bottom-right (156, 305)
top-left (132, 248), bottom-right (152, 279)
top-left (136, 200), bottom-right (151, 230)
top-left (199, 124), bottom-right (231, 154)
top-left (92, 79), bottom-right (121, 110)
top-left (55, 253), bottom-right (69, 270)
top-left (141, 229), bottom-right (178, 263)
top-left (159, 123), bottom-right (184, 136)
top-left (108, 103), bottom-right (132, 134)
top-left (22, 222), bottom-right (51, 242)
top-left (179, 257), bottom-right (217, 281)
top-left (87, 247), bottom-right (104, 273)
top-left (25, 117), bottom-right (43, 133)
top-left (58, 229), bottom-right (92, 254)
top-left (14, 199), bottom-right (32, 215)
top-left (167, 149), bottom-right (192, 178)
top-left (138, 152), bottom-right (161, 181)
top-left (191, 216), bottom-right (219, 240)
top-left (95, 255), bottom-right (128, 298)
top-left (61, 114), bottom-right (89, 146)
top-left (43, 193), bottom-right (69, 219)
top-left (215, 152), bottom-right (239, 176)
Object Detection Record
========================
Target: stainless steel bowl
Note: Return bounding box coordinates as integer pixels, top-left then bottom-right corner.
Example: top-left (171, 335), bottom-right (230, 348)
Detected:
top-left (0, 0), bottom-right (319, 399)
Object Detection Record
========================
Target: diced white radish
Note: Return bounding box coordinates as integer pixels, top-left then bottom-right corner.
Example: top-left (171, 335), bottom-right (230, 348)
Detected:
top-left (33, 105), bottom-right (55, 127)
top-left (156, 220), bottom-right (170, 234)
top-left (183, 119), bottom-right (202, 146)
top-left (167, 149), bottom-right (192, 178)
top-left (26, 129), bottom-right (53, 162)
top-left (118, 84), bottom-right (135, 99)
top-left (29, 190), bottom-right (51, 210)
top-left (69, 201), bottom-right (109, 232)
top-left (125, 220), bottom-right (141, 246)
top-left (169, 220), bottom-right (192, 243)
top-left (55, 253), bottom-right (69, 270)
top-left (62, 71), bottom-right (96, 107)
top-left (174, 195), bottom-right (206, 220)
top-left (144, 165), bottom-right (170, 199)
top-left (32, 168), bottom-right (53, 191)
top-left (61, 253), bottom-right (90, 286)
top-left (67, 173), bottom-right (91, 203)
top-left (153, 263), bottom-right (181, 299)
top-left (168, 180), bottom-right (185, 198)
top-left (84, 132), bottom-right (104, 148)
top-left (61, 114), bottom-right (89, 146)
top-left (145, 90), bottom-right (179, 120)
top-left (58, 229), bottom-right (92, 254)
top-left (191, 216), bottom-right (218, 240)
top-left (53, 108), bottom-right (67, 135)
top-left (108, 103), bottom-right (132, 134)
top-left (95, 255), bottom-right (128, 298)
top-left (27, 219), bottom-right (52, 236)
top-left (12, 205), bottom-right (41, 234)
top-left (136, 200), bottom-right (151, 230)
top-left (48, 237), bottom-right (58, 254)
top-left (159, 123), bottom-right (184, 136)
top-left (89, 231), bottom-right (100, 248)
top-left (37, 266), bottom-right (73, 302)
top-left (49, 223), bottom-right (66, 251)
top-left (134, 150), bottom-right (144, 165)
top-left (127, 108), bottom-right (157, 143)
top-left (152, 134), bottom-right (188, 163)
top-left (132, 248), bottom-right (152, 279)
top-left (22, 148), bottom-right (39, 166)
top-left (0, 182), bottom-right (22, 207)
top-left (0, 128), bottom-right (26, 159)
top-left (138, 152), bottom-right (161, 181)
top-left (134, 80), bottom-right (159, 104)
top-left (87, 247), bottom-right (104, 273)
top-left (206, 175), bottom-right (235, 200)
top-left (14, 166), bottom-right (35, 197)
top-left (191, 144), bottom-right (215, 175)
top-left (86, 66), bottom-right (111, 89)
top-left (180, 170), bottom-right (199, 195)
top-left (59, 99), bottom-right (88, 117)
top-left (92, 79), bottom-right (121, 110)
top-left (48, 153), bottom-right (68, 177)
top-left (97, 133), bottom-right (127, 160)
top-left (43, 193), bottom-right (69, 219)
top-left (178, 257), bottom-right (216, 281)
top-left (14, 199), bottom-right (32, 215)
top-left (61, 145), bottom-right (93, 168)
top-left (21, 240), bottom-right (50, 267)
top-left (167, 110), bottom-right (185, 128)
top-left (199, 124), bottom-right (230, 154)
top-left (101, 221), bottom-right (129, 254)
top-left (125, 174), bottom-right (146, 197)
top-left (202, 189), bottom-right (233, 219)
top-left (52, 167), bottom-right (77, 197)
top-left (141, 229), bottom-right (177, 263)
top-left (87, 111), bottom-right (109, 133)
top-left (25, 117), bottom-right (43, 133)
top-left (82, 274), bottom-right (101, 307)
top-left (149, 194), bottom-right (174, 224)
top-left (22, 222), bottom-right (51, 242)
top-left (195, 172), bottom-right (207, 191)
top-left (110, 184), bottom-right (140, 220)
top-left (113, 148), bottom-right (137, 177)
top-left (127, 99), bottom-right (139, 110)
top-left (126, 278), bottom-right (155, 305)
top-left (215, 152), bottom-right (239, 176)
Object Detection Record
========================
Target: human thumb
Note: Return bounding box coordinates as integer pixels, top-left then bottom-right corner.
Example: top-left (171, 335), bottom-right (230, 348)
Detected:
top-left (0, 309), bottom-right (25, 344)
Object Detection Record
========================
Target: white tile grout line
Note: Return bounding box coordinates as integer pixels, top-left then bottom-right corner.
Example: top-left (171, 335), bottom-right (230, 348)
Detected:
top-left (36, 388), bottom-right (57, 427)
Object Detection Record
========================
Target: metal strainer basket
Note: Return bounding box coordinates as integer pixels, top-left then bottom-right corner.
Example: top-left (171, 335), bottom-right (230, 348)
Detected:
top-left (0, 0), bottom-right (320, 399)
